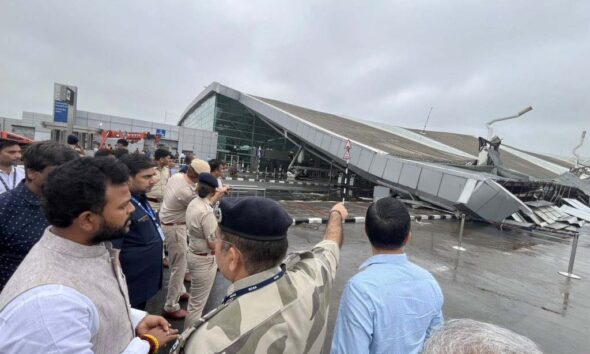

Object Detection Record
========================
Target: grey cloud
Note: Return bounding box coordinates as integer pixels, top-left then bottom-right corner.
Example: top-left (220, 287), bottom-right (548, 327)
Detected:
top-left (0, 0), bottom-right (588, 157)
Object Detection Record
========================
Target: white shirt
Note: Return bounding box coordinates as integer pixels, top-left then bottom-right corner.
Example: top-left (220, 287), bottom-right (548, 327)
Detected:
top-left (0, 284), bottom-right (151, 354)
top-left (0, 166), bottom-right (25, 194)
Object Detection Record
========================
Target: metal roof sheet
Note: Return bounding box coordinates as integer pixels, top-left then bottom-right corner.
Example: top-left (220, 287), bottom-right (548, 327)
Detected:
top-left (407, 129), bottom-right (559, 179)
top-left (255, 97), bottom-right (473, 164)
top-left (256, 96), bottom-right (564, 179)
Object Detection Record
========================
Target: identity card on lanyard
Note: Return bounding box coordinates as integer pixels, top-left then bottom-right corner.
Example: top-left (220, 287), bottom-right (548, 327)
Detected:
top-left (131, 196), bottom-right (165, 241)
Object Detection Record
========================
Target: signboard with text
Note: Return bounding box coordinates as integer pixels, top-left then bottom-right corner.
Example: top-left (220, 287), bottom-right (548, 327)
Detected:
top-left (53, 83), bottom-right (77, 125)
top-left (53, 101), bottom-right (68, 123)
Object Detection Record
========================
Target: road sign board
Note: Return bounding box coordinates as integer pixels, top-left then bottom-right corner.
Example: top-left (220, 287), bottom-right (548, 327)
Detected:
top-left (343, 150), bottom-right (351, 161)
top-left (345, 139), bottom-right (352, 150)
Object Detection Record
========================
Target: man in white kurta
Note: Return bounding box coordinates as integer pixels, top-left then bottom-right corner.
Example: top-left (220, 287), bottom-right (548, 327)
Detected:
top-left (0, 157), bottom-right (179, 353)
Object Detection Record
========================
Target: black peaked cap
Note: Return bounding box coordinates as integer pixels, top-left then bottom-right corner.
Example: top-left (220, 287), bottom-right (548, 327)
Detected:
top-left (198, 172), bottom-right (218, 188)
top-left (219, 197), bottom-right (292, 241)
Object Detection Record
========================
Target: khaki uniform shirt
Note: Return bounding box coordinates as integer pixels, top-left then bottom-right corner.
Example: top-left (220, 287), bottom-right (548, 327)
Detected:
top-left (146, 166), bottom-right (170, 204)
top-left (159, 173), bottom-right (196, 224)
top-left (172, 240), bottom-right (340, 354)
top-left (185, 197), bottom-right (217, 254)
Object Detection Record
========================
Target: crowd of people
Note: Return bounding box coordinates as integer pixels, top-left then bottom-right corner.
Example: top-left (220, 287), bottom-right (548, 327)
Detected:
top-left (0, 137), bottom-right (544, 353)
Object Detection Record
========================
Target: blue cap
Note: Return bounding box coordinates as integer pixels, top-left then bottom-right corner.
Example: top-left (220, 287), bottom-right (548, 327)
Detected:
top-left (219, 197), bottom-right (292, 241)
top-left (198, 172), bottom-right (218, 188)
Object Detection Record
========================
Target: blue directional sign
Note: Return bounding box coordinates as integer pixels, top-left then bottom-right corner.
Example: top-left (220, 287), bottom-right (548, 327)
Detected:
top-left (54, 100), bottom-right (68, 123)
top-left (156, 128), bottom-right (166, 137)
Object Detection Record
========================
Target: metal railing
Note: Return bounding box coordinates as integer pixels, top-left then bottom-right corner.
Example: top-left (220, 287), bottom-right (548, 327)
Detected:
top-left (226, 185), bottom-right (267, 198)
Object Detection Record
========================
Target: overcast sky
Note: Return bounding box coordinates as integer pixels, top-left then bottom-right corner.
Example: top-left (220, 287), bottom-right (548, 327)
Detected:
top-left (1, 1), bottom-right (589, 157)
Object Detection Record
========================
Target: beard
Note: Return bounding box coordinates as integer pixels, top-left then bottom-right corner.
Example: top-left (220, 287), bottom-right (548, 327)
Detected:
top-left (89, 216), bottom-right (131, 245)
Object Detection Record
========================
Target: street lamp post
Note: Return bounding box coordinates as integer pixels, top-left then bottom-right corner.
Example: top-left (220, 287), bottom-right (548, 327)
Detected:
top-left (486, 106), bottom-right (533, 139)
top-left (573, 130), bottom-right (587, 167)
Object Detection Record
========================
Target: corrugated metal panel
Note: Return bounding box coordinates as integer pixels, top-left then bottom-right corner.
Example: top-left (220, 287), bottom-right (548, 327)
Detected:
top-left (255, 97), bottom-right (472, 164)
top-left (408, 129), bottom-right (558, 179)
top-left (560, 205), bottom-right (590, 222)
top-left (562, 198), bottom-right (590, 213)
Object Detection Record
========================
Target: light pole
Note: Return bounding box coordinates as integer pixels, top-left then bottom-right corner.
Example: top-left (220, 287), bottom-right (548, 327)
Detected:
top-left (486, 106), bottom-right (533, 139)
top-left (573, 130), bottom-right (587, 167)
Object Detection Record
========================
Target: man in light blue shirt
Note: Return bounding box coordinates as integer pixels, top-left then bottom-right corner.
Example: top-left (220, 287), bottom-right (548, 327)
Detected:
top-left (331, 197), bottom-right (444, 354)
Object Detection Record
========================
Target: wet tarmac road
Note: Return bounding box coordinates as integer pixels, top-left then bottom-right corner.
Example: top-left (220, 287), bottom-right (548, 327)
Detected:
top-left (149, 219), bottom-right (590, 353)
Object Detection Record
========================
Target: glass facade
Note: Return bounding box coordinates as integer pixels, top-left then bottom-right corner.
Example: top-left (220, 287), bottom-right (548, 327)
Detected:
top-left (182, 94), bottom-right (299, 172)
top-left (183, 94), bottom-right (216, 131)
top-left (180, 93), bottom-right (370, 198)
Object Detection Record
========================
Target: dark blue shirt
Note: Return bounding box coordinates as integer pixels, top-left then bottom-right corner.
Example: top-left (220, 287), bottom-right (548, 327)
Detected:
top-left (0, 181), bottom-right (48, 290)
top-left (112, 193), bottom-right (163, 307)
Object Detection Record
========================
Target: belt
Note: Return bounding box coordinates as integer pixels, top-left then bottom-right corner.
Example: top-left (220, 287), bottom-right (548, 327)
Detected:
top-left (161, 222), bottom-right (186, 226)
top-left (194, 251), bottom-right (215, 256)
top-left (147, 197), bottom-right (159, 203)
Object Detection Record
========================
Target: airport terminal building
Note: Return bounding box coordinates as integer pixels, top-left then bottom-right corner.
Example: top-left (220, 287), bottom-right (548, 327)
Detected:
top-left (180, 92), bottom-right (304, 173)
top-left (178, 82), bottom-right (589, 229)
top-left (2, 81), bottom-right (587, 230)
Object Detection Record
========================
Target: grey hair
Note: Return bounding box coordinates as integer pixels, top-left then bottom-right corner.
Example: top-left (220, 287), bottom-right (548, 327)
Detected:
top-left (422, 319), bottom-right (543, 354)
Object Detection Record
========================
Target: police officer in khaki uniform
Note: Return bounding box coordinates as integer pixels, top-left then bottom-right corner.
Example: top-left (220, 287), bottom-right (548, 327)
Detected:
top-left (159, 159), bottom-right (211, 319)
top-left (146, 148), bottom-right (172, 211)
top-left (172, 197), bottom-right (348, 354)
top-left (184, 173), bottom-right (225, 328)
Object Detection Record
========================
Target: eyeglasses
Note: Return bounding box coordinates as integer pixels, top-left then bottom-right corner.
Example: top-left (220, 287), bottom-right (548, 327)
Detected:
top-left (208, 230), bottom-right (239, 252)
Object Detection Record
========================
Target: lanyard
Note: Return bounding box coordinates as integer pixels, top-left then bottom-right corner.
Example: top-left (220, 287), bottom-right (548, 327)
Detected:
top-left (132, 195), bottom-right (159, 225)
top-left (223, 269), bottom-right (286, 304)
top-left (131, 196), bottom-right (165, 240)
top-left (0, 168), bottom-right (17, 191)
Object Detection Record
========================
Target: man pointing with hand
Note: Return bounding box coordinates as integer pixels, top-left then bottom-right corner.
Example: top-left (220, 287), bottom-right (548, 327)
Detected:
top-left (173, 198), bottom-right (348, 353)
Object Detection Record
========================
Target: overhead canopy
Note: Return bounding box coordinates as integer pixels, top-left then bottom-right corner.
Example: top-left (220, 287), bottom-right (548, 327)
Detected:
top-left (179, 82), bottom-right (579, 223)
